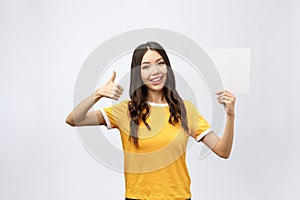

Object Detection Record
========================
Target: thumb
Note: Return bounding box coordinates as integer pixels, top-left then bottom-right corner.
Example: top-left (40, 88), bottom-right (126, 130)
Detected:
top-left (110, 70), bottom-right (116, 82)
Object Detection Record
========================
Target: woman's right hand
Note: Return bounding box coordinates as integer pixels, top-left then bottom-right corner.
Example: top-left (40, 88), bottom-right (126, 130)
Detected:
top-left (65, 70), bottom-right (123, 126)
top-left (95, 71), bottom-right (124, 100)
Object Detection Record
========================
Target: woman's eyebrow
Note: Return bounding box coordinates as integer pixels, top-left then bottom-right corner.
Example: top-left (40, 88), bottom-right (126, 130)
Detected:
top-left (141, 57), bottom-right (163, 64)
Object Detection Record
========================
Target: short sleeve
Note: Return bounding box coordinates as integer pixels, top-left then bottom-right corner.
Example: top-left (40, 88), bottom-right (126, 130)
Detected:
top-left (99, 100), bottom-right (129, 130)
top-left (185, 101), bottom-right (214, 142)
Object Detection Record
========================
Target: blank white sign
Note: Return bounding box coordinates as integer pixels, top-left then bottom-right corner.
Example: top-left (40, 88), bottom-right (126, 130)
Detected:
top-left (206, 48), bottom-right (251, 94)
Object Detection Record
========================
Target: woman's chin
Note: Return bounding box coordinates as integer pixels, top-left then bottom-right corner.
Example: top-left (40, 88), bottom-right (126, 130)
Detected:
top-left (146, 84), bottom-right (165, 92)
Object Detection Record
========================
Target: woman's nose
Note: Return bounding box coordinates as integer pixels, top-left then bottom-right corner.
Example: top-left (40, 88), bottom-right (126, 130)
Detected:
top-left (150, 64), bottom-right (160, 75)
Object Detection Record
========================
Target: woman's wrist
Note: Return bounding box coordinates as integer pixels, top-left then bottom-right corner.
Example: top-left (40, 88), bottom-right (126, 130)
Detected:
top-left (226, 112), bottom-right (235, 119)
top-left (93, 92), bottom-right (102, 102)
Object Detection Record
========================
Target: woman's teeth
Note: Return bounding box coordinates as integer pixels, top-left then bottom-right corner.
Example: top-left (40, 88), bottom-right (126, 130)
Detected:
top-left (151, 77), bottom-right (162, 82)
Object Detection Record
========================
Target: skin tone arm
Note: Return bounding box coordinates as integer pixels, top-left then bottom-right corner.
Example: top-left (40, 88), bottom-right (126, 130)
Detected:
top-left (201, 90), bottom-right (236, 159)
top-left (65, 71), bottom-right (124, 126)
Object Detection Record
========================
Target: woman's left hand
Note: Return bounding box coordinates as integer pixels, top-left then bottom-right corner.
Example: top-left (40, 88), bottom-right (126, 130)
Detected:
top-left (216, 90), bottom-right (236, 116)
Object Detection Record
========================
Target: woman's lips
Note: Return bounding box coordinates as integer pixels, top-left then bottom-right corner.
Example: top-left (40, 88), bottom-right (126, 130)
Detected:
top-left (150, 76), bottom-right (163, 84)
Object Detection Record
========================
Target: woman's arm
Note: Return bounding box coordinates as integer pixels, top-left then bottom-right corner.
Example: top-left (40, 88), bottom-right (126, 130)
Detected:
top-left (65, 71), bottom-right (123, 126)
top-left (201, 90), bottom-right (236, 159)
top-left (65, 93), bottom-right (103, 126)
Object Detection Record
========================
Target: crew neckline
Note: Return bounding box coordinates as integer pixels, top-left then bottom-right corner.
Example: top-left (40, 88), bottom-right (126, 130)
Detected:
top-left (147, 101), bottom-right (169, 107)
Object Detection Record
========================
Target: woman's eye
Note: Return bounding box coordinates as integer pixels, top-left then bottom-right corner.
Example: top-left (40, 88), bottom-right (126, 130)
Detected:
top-left (142, 65), bottom-right (150, 69)
top-left (158, 62), bottom-right (165, 65)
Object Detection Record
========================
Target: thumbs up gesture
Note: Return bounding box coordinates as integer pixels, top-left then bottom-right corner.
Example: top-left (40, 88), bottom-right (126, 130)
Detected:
top-left (96, 71), bottom-right (124, 100)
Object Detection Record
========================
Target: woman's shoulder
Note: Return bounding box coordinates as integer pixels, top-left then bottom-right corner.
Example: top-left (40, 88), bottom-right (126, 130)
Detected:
top-left (118, 99), bottom-right (130, 105)
top-left (183, 99), bottom-right (196, 109)
top-left (120, 99), bottom-right (130, 104)
top-left (108, 99), bottom-right (130, 109)
top-left (182, 100), bottom-right (201, 119)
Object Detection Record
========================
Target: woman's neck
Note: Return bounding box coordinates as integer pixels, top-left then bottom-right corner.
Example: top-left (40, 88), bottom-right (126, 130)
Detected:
top-left (146, 90), bottom-right (166, 104)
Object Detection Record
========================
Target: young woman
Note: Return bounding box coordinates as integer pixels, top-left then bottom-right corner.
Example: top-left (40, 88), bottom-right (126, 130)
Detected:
top-left (65, 41), bottom-right (236, 200)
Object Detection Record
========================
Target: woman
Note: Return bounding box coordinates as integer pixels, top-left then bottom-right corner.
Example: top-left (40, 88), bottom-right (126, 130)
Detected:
top-left (65, 41), bottom-right (236, 200)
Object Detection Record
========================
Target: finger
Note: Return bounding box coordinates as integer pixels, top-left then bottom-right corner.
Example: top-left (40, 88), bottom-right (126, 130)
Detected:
top-left (224, 89), bottom-right (234, 95)
top-left (216, 89), bottom-right (235, 97)
top-left (217, 94), bottom-right (226, 101)
top-left (218, 95), bottom-right (227, 103)
top-left (222, 91), bottom-right (235, 98)
top-left (215, 90), bottom-right (225, 95)
top-left (223, 100), bottom-right (232, 105)
top-left (113, 85), bottom-right (123, 95)
top-left (217, 96), bottom-right (222, 101)
top-left (220, 96), bottom-right (235, 104)
top-left (222, 95), bottom-right (234, 101)
top-left (219, 98), bottom-right (226, 104)
top-left (110, 70), bottom-right (116, 82)
top-left (219, 99), bottom-right (228, 105)
top-left (216, 90), bottom-right (222, 94)
top-left (111, 93), bottom-right (120, 100)
top-left (225, 97), bottom-right (234, 102)
top-left (116, 84), bottom-right (124, 92)
top-left (224, 94), bottom-right (236, 102)
top-left (115, 93), bottom-right (121, 99)
top-left (115, 88), bottom-right (123, 95)
top-left (218, 96), bottom-right (224, 103)
top-left (114, 93), bottom-right (120, 99)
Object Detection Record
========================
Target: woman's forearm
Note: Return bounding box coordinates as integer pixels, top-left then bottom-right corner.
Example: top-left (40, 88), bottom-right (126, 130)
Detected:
top-left (213, 90), bottom-right (236, 158)
top-left (218, 114), bottom-right (235, 158)
top-left (65, 92), bottom-right (101, 125)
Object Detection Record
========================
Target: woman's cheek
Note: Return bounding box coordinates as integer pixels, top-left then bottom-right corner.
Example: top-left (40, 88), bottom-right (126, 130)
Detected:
top-left (161, 66), bottom-right (168, 75)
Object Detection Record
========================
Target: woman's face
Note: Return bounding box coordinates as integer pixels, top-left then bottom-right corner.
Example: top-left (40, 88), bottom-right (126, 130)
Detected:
top-left (140, 50), bottom-right (167, 93)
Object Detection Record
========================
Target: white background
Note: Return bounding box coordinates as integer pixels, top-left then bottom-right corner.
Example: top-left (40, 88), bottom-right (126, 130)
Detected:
top-left (1, 0), bottom-right (300, 200)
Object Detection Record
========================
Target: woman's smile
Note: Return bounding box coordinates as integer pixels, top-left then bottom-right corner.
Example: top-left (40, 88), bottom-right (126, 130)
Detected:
top-left (141, 50), bottom-right (168, 92)
top-left (150, 76), bottom-right (163, 84)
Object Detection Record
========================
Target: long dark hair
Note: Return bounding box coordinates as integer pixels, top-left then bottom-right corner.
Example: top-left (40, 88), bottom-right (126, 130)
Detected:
top-left (128, 41), bottom-right (189, 147)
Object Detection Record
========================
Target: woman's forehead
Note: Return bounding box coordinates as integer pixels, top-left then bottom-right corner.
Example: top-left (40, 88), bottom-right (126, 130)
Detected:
top-left (141, 50), bottom-right (163, 63)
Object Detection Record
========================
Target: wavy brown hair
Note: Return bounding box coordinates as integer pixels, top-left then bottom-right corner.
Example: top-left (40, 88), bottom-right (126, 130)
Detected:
top-left (128, 41), bottom-right (189, 147)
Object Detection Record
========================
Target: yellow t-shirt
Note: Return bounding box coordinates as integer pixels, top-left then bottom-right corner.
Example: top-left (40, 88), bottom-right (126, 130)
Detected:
top-left (100, 100), bottom-right (213, 200)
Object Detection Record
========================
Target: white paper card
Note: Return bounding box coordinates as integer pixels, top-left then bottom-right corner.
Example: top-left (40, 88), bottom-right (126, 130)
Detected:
top-left (206, 48), bottom-right (251, 94)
